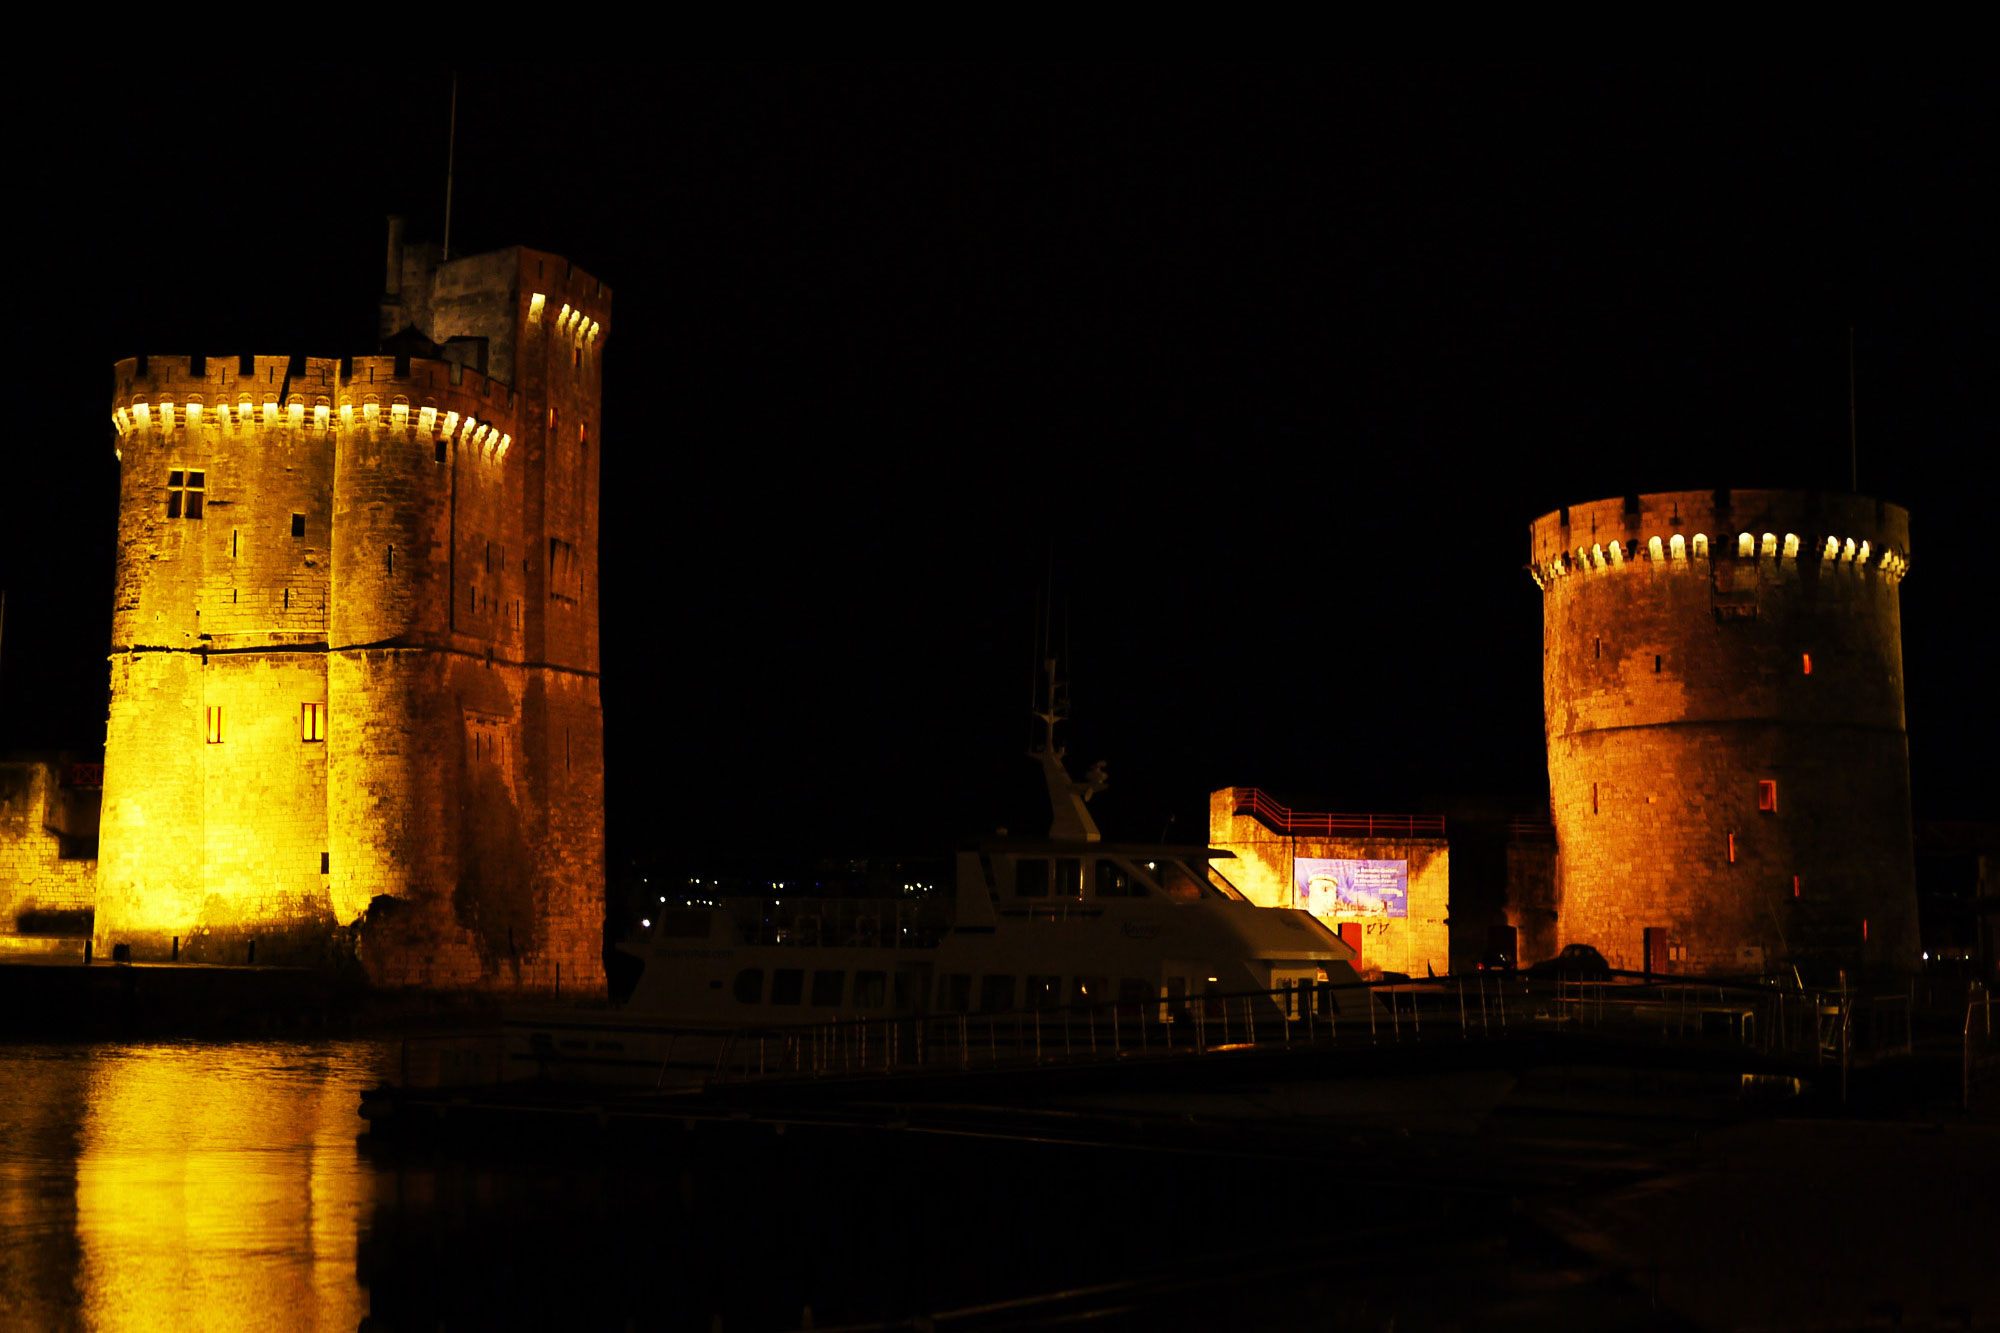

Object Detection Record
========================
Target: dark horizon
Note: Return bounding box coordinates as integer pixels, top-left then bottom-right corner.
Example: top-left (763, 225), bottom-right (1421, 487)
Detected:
top-left (5, 65), bottom-right (1994, 872)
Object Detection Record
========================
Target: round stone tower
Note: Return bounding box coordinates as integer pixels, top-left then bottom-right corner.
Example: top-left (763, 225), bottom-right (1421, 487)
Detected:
top-left (96, 238), bottom-right (610, 994)
top-left (1529, 489), bottom-right (1917, 981)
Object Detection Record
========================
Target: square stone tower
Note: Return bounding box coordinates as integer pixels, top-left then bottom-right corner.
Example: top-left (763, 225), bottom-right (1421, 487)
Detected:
top-left (95, 229), bottom-right (608, 994)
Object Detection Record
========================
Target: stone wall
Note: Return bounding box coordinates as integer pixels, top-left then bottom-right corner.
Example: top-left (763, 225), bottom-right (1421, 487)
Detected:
top-left (97, 355), bottom-right (340, 962)
top-left (1531, 489), bottom-right (1918, 980)
top-left (1208, 788), bottom-right (1450, 978)
top-left (0, 758), bottom-right (98, 947)
top-left (1504, 834), bottom-right (1558, 964)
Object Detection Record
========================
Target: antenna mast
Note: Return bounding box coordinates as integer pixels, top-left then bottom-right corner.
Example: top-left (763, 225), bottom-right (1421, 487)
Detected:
top-left (1848, 325), bottom-right (1858, 492)
top-left (442, 72), bottom-right (458, 262)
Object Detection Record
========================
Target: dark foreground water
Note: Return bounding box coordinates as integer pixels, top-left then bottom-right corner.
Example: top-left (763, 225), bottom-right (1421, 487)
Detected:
top-left (2, 1041), bottom-right (1994, 1331)
top-left (0, 1041), bottom-right (386, 1330)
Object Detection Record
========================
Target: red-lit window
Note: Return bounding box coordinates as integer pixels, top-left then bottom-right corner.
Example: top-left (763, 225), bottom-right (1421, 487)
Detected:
top-left (301, 703), bottom-right (325, 743)
top-left (1793, 874), bottom-right (1801, 898)
top-left (1802, 653), bottom-right (1813, 675)
top-left (205, 706), bottom-right (224, 744)
top-left (1758, 780), bottom-right (1777, 812)
top-left (1727, 831), bottom-right (1736, 863)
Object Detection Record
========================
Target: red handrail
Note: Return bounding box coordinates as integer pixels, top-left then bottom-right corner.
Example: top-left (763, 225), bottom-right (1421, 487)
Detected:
top-left (1231, 788), bottom-right (1444, 839)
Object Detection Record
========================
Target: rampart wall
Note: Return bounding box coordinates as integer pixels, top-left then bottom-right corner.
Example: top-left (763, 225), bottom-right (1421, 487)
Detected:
top-left (0, 758), bottom-right (98, 951)
top-left (1208, 788), bottom-right (1450, 979)
top-left (1532, 489), bottom-right (1917, 980)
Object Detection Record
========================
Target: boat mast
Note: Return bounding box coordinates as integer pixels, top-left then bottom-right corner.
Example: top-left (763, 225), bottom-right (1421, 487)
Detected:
top-left (1030, 655), bottom-right (1106, 842)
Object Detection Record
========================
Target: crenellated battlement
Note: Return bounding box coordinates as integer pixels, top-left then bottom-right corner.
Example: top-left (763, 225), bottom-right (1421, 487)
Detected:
top-left (1527, 488), bottom-right (1911, 589)
top-left (111, 355), bottom-right (519, 463)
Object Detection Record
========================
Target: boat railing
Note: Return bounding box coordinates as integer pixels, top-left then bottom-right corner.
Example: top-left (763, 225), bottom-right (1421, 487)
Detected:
top-left (693, 970), bottom-right (1911, 1088)
top-left (395, 971), bottom-right (1920, 1091)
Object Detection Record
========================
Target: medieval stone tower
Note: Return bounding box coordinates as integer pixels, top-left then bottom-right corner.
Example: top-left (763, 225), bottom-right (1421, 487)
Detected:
top-left (94, 224), bottom-right (608, 993)
top-left (1529, 489), bottom-right (1918, 981)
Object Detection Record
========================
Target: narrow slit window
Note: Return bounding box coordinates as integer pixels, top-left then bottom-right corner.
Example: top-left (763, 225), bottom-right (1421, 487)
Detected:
top-left (284, 588), bottom-right (290, 610)
top-left (1654, 654), bottom-right (1662, 673)
top-left (231, 529), bottom-right (238, 558)
top-left (1802, 653), bottom-right (1812, 675)
top-left (434, 437), bottom-right (447, 463)
top-left (386, 545), bottom-right (394, 574)
top-left (1727, 831), bottom-right (1736, 863)
top-left (290, 513), bottom-right (305, 538)
top-left (301, 702), bottom-right (325, 742)
top-left (320, 852), bottom-right (330, 874)
top-left (205, 706), bottom-right (224, 744)
top-left (1757, 780), bottom-right (1777, 812)
top-left (1591, 781), bottom-right (1599, 814)
top-left (1594, 636), bottom-right (1601, 659)
top-left (1793, 874), bottom-right (1801, 898)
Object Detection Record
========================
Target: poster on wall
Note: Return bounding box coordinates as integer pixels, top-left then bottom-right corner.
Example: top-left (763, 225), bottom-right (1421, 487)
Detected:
top-left (1294, 858), bottom-right (1408, 919)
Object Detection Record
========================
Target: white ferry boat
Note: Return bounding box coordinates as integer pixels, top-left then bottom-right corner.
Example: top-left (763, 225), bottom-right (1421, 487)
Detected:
top-left (503, 666), bottom-right (1366, 1084)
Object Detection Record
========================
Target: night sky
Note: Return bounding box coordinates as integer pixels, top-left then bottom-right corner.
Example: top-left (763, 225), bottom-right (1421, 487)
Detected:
top-left (5, 67), bottom-right (1993, 875)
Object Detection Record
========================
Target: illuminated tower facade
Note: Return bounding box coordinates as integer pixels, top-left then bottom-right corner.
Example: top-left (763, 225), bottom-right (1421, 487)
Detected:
top-left (1529, 489), bottom-right (1917, 979)
top-left (95, 231), bottom-right (608, 993)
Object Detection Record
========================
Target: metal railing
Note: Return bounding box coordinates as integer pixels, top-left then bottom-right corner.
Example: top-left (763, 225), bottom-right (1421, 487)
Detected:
top-left (1232, 788), bottom-right (1445, 840)
top-left (1967, 985), bottom-right (1997, 1112)
top-left (389, 972), bottom-right (1925, 1094)
top-left (696, 971), bottom-right (1908, 1087)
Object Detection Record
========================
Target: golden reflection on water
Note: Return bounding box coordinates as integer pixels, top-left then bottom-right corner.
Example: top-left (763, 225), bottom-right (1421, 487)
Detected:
top-left (0, 1041), bottom-right (391, 1332)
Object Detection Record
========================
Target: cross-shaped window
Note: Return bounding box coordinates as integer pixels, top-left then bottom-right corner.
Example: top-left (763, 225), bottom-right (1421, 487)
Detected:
top-left (167, 470), bottom-right (205, 519)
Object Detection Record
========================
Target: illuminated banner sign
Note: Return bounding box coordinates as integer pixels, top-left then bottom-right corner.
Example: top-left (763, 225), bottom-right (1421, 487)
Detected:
top-left (1295, 858), bottom-right (1408, 919)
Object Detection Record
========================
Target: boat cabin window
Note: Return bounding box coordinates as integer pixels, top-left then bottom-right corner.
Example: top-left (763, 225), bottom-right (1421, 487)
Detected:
top-left (937, 974), bottom-right (972, 1012)
top-left (854, 971), bottom-right (887, 1008)
top-left (657, 909), bottom-right (712, 939)
top-left (771, 968), bottom-right (804, 1005)
top-left (811, 970), bottom-right (845, 1007)
top-left (1095, 860), bottom-right (1148, 897)
top-left (1013, 857), bottom-right (1082, 898)
top-left (1072, 975), bottom-right (1108, 1006)
top-left (1157, 858), bottom-right (1210, 901)
top-left (733, 968), bottom-right (763, 1004)
top-left (1026, 974), bottom-right (1063, 1009)
top-left (979, 974), bottom-right (1016, 1012)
